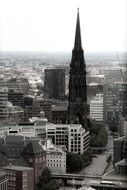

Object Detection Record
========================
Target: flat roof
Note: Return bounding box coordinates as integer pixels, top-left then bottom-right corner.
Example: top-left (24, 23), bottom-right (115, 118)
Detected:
top-left (52, 105), bottom-right (67, 111)
top-left (2, 165), bottom-right (33, 171)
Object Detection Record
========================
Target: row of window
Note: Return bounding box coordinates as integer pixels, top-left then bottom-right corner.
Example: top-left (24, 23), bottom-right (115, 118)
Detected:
top-left (47, 164), bottom-right (65, 167)
top-left (47, 159), bottom-right (65, 163)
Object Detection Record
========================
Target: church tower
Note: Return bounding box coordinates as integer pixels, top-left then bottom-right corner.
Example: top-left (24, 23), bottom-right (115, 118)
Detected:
top-left (68, 9), bottom-right (87, 127)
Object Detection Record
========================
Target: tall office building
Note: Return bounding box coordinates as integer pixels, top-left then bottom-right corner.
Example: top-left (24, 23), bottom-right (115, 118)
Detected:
top-left (0, 87), bottom-right (8, 121)
top-left (44, 68), bottom-right (65, 100)
top-left (90, 94), bottom-right (103, 122)
top-left (104, 69), bottom-right (123, 83)
top-left (7, 78), bottom-right (29, 95)
top-left (103, 82), bottom-right (127, 129)
top-left (68, 9), bottom-right (87, 127)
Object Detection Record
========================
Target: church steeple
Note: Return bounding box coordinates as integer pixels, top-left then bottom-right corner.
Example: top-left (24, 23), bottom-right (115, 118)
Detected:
top-left (68, 9), bottom-right (87, 128)
top-left (74, 8), bottom-right (82, 50)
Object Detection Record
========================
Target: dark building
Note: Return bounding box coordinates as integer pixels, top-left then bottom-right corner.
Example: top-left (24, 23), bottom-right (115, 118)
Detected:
top-left (103, 82), bottom-right (127, 130)
top-left (2, 165), bottom-right (34, 190)
top-left (68, 9), bottom-right (87, 127)
top-left (52, 104), bottom-right (68, 124)
top-left (0, 135), bottom-right (46, 185)
top-left (113, 136), bottom-right (127, 174)
top-left (7, 78), bottom-right (29, 95)
top-left (8, 90), bottom-right (24, 107)
top-left (44, 68), bottom-right (65, 100)
top-left (0, 172), bottom-right (8, 190)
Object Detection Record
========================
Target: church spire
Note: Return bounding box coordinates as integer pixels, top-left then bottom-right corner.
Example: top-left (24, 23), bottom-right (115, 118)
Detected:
top-left (68, 9), bottom-right (87, 128)
top-left (74, 8), bottom-right (82, 50)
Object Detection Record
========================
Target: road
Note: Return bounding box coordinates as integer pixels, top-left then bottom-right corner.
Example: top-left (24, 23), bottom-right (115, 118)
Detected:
top-left (80, 131), bottom-right (114, 176)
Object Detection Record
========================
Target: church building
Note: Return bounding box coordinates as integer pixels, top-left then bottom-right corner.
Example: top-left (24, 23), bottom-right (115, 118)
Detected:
top-left (68, 9), bottom-right (87, 128)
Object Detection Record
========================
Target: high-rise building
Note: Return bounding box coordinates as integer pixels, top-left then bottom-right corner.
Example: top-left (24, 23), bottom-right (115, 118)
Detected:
top-left (68, 9), bottom-right (87, 127)
top-left (44, 68), bottom-right (65, 100)
top-left (0, 87), bottom-right (8, 121)
top-left (103, 69), bottom-right (125, 129)
top-left (104, 69), bottom-right (123, 83)
top-left (7, 78), bottom-right (29, 95)
top-left (90, 94), bottom-right (103, 122)
top-left (103, 82), bottom-right (127, 129)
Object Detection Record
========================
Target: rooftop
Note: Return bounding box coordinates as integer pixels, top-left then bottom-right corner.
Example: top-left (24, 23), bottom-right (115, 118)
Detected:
top-left (115, 159), bottom-right (127, 167)
top-left (2, 165), bottom-right (33, 171)
top-left (52, 105), bottom-right (67, 111)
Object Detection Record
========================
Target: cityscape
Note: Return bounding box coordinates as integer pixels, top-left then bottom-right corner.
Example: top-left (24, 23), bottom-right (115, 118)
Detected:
top-left (0, 0), bottom-right (127, 190)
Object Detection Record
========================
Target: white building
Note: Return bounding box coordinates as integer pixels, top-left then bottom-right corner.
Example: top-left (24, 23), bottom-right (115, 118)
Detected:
top-left (0, 123), bottom-right (89, 155)
top-left (90, 94), bottom-right (103, 122)
top-left (46, 124), bottom-right (89, 154)
top-left (43, 140), bottom-right (66, 174)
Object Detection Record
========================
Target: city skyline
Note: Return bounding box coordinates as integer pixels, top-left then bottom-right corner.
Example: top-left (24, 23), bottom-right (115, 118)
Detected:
top-left (0, 0), bottom-right (126, 52)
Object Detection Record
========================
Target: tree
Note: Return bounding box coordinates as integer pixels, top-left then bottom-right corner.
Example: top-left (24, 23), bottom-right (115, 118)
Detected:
top-left (66, 152), bottom-right (84, 173)
top-left (88, 119), bottom-right (108, 147)
top-left (109, 124), bottom-right (118, 133)
top-left (36, 168), bottom-right (59, 190)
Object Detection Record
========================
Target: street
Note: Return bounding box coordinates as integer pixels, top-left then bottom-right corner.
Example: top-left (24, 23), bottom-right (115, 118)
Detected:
top-left (80, 131), bottom-right (114, 176)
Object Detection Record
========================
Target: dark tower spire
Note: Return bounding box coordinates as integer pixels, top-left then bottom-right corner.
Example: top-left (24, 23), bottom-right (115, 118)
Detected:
top-left (68, 9), bottom-right (87, 128)
top-left (74, 8), bottom-right (82, 50)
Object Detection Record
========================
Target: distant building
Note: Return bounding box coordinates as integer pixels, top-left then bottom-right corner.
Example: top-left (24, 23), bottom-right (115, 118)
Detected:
top-left (7, 103), bottom-right (24, 124)
top-left (104, 69), bottom-right (123, 83)
top-left (0, 172), bottom-right (8, 190)
top-left (32, 97), bottom-right (52, 122)
top-left (0, 87), bottom-right (8, 121)
top-left (2, 165), bottom-right (34, 190)
top-left (90, 94), bottom-right (103, 122)
top-left (103, 82), bottom-right (127, 129)
top-left (119, 118), bottom-right (127, 137)
top-left (87, 83), bottom-right (103, 101)
top-left (52, 104), bottom-right (67, 124)
top-left (114, 136), bottom-right (127, 174)
top-left (40, 99), bottom-right (52, 122)
top-left (44, 68), bottom-right (65, 100)
top-left (113, 136), bottom-right (127, 165)
top-left (7, 78), bottom-right (29, 95)
top-left (8, 90), bottom-right (24, 107)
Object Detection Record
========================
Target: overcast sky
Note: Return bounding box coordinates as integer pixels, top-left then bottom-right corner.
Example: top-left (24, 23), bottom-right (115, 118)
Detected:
top-left (0, 0), bottom-right (126, 52)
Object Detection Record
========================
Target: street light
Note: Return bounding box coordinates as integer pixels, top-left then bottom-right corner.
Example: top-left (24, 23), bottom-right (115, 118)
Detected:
top-left (72, 179), bottom-right (75, 189)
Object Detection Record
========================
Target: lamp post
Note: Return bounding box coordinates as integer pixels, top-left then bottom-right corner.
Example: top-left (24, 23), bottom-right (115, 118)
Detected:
top-left (72, 179), bottom-right (75, 189)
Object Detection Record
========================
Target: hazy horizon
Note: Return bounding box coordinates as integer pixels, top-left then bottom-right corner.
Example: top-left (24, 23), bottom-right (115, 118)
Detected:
top-left (0, 0), bottom-right (126, 52)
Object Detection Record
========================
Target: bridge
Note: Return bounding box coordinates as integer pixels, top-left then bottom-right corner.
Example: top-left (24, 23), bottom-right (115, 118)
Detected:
top-left (52, 173), bottom-right (101, 180)
top-left (51, 173), bottom-right (127, 189)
